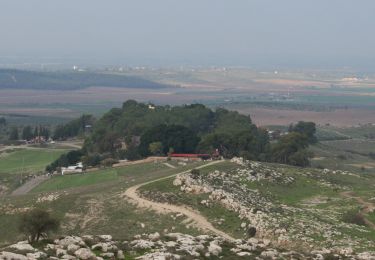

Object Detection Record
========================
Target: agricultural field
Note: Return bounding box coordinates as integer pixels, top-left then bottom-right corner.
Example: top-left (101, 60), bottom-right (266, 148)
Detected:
top-left (310, 125), bottom-right (375, 174)
top-left (1, 68), bottom-right (375, 127)
top-left (0, 148), bottom-right (69, 193)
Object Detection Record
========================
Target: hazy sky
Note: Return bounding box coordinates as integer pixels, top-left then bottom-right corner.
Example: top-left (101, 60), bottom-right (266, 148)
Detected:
top-left (1, 0), bottom-right (375, 68)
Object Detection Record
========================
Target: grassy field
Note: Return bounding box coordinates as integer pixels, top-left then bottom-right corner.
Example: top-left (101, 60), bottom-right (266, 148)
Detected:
top-left (0, 148), bottom-right (69, 192)
top-left (32, 169), bottom-right (119, 192)
top-left (309, 124), bottom-right (375, 174)
top-left (0, 160), bottom-right (206, 245)
top-left (32, 162), bottom-right (170, 192)
top-left (316, 124), bottom-right (375, 141)
top-left (0, 148), bottom-right (66, 174)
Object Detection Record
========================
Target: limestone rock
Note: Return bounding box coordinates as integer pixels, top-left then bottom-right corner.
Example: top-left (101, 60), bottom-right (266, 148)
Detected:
top-left (9, 241), bottom-right (35, 252)
top-left (67, 244), bottom-right (81, 254)
top-left (57, 236), bottom-right (85, 248)
top-left (26, 251), bottom-right (47, 259)
top-left (0, 251), bottom-right (28, 260)
top-left (117, 250), bottom-right (125, 259)
top-left (97, 235), bottom-right (112, 242)
top-left (148, 232), bottom-right (160, 241)
top-left (130, 239), bottom-right (155, 249)
top-left (208, 241), bottom-right (222, 256)
top-left (74, 248), bottom-right (96, 260)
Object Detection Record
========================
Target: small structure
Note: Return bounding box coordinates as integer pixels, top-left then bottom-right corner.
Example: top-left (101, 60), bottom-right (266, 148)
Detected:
top-left (84, 124), bottom-right (93, 134)
top-left (61, 162), bottom-right (83, 175)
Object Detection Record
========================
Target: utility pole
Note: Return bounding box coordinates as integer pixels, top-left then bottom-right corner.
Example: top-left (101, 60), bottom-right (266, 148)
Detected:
top-left (20, 156), bottom-right (24, 184)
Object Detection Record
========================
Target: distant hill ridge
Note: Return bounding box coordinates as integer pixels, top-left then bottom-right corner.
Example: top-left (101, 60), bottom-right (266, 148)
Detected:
top-left (0, 69), bottom-right (171, 90)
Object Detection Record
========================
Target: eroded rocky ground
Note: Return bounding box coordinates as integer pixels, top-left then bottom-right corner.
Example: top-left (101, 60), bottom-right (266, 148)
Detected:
top-left (141, 158), bottom-right (375, 258)
top-left (2, 232), bottom-right (374, 260)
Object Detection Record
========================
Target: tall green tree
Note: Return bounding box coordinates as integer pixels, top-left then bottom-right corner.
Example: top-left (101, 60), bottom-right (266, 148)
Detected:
top-left (139, 124), bottom-right (200, 156)
top-left (271, 132), bottom-right (311, 166)
top-left (0, 117), bottom-right (6, 126)
top-left (22, 126), bottom-right (34, 141)
top-left (9, 127), bottom-right (19, 140)
top-left (53, 114), bottom-right (95, 140)
top-left (289, 121), bottom-right (317, 144)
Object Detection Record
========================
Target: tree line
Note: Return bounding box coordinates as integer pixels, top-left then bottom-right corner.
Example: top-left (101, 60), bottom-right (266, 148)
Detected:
top-left (52, 114), bottom-right (95, 140)
top-left (8, 125), bottom-right (50, 141)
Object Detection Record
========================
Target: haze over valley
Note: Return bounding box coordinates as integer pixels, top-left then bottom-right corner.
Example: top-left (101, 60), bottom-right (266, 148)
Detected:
top-left (0, 1), bottom-right (375, 259)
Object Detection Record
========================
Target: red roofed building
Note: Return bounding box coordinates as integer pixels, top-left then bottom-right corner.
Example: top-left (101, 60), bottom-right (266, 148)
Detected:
top-left (170, 153), bottom-right (211, 160)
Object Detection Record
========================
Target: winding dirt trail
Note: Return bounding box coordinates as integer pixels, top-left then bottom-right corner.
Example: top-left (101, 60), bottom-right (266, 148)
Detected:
top-left (123, 160), bottom-right (235, 241)
top-left (11, 175), bottom-right (49, 196)
top-left (340, 191), bottom-right (375, 229)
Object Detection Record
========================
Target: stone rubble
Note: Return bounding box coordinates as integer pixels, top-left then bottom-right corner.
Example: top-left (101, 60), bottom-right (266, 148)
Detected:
top-left (171, 157), bottom-right (375, 255)
top-left (1, 232), bottom-right (374, 259)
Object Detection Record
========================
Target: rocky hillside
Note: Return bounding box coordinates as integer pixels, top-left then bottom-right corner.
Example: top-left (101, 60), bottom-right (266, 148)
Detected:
top-left (1, 232), bottom-right (374, 259)
top-left (141, 158), bottom-right (375, 258)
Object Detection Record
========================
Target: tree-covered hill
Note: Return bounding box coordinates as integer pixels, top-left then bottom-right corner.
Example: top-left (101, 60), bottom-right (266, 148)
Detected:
top-left (0, 69), bottom-right (171, 90)
top-left (82, 100), bottom-right (269, 159)
top-left (48, 100), bottom-right (317, 170)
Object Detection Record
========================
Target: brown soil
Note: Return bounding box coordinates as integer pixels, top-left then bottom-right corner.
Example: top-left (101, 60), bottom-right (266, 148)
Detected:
top-left (122, 161), bottom-right (235, 241)
top-left (239, 107), bottom-right (375, 126)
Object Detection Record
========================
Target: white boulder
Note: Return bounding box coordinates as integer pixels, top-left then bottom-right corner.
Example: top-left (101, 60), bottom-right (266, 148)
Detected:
top-left (74, 248), bottom-right (96, 260)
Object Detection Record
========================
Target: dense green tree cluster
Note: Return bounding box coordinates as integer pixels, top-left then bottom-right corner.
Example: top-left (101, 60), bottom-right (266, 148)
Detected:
top-left (271, 132), bottom-right (313, 167)
top-left (289, 121), bottom-right (317, 144)
top-left (47, 100), bottom-right (318, 170)
top-left (0, 117), bottom-right (6, 126)
top-left (46, 150), bottom-right (84, 172)
top-left (9, 126), bottom-right (19, 140)
top-left (82, 100), bottom-right (269, 161)
top-left (22, 125), bottom-right (49, 141)
top-left (53, 114), bottom-right (95, 140)
top-left (139, 124), bottom-right (200, 156)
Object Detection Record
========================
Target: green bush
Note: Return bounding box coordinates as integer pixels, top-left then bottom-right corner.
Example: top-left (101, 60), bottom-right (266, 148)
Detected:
top-left (342, 210), bottom-right (367, 226)
top-left (191, 169), bottom-right (201, 179)
top-left (19, 209), bottom-right (60, 243)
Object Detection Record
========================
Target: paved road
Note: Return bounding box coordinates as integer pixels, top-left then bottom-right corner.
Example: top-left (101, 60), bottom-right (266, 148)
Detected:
top-left (123, 160), bottom-right (235, 241)
top-left (11, 175), bottom-right (49, 196)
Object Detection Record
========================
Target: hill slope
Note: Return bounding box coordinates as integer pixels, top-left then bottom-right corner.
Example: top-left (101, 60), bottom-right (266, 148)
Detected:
top-left (140, 158), bottom-right (375, 254)
top-left (0, 69), bottom-right (171, 90)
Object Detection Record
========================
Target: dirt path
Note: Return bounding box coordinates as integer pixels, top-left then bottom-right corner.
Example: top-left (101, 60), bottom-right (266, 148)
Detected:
top-left (163, 162), bottom-right (176, 169)
top-left (11, 175), bottom-right (49, 196)
top-left (0, 142), bottom-right (80, 153)
top-left (113, 156), bottom-right (167, 168)
top-left (340, 191), bottom-right (375, 229)
top-left (123, 160), bottom-right (235, 241)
